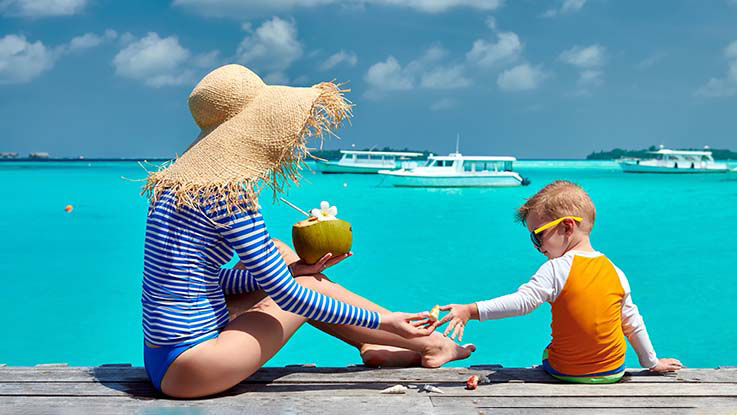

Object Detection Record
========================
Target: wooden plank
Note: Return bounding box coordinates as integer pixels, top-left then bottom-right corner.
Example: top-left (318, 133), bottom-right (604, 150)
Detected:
top-left (4, 381), bottom-right (737, 398)
top-left (0, 396), bottom-right (438, 415)
top-left (1, 396), bottom-right (732, 415)
top-left (1, 367), bottom-right (733, 384)
top-left (431, 396), bottom-right (737, 409)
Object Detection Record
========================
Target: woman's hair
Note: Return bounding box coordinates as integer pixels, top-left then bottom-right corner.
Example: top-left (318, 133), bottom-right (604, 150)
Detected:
top-left (516, 180), bottom-right (596, 233)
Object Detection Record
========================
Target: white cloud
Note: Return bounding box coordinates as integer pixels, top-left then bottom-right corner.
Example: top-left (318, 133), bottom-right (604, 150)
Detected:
top-left (484, 16), bottom-right (497, 30)
top-left (559, 44), bottom-right (605, 68)
top-left (725, 40), bottom-right (737, 60)
top-left (364, 56), bottom-right (414, 94)
top-left (65, 30), bottom-right (117, 53)
top-left (542, 0), bottom-right (586, 18)
top-left (497, 63), bottom-right (547, 91)
top-left (561, 0), bottom-right (586, 13)
top-left (466, 31), bottom-right (522, 67)
top-left (192, 50), bottom-right (221, 68)
top-left (695, 77), bottom-right (737, 97)
top-left (364, 46), bottom-right (471, 97)
top-left (559, 44), bottom-right (606, 93)
top-left (320, 50), bottom-right (358, 71)
top-left (578, 69), bottom-right (602, 87)
top-left (370, 0), bottom-right (504, 13)
top-left (695, 40), bottom-right (737, 97)
top-left (0, 30), bottom-right (113, 84)
top-left (172, 0), bottom-right (503, 17)
top-left (0, 34), bottom-right (55, 83)
top-left (119, 32), bottom-right (136, 45)
top-left (420, 65), bottom-right (470, 89)
top-left (113, 33), bottom-right (193, 87)
top-left (635, 52), bottom-right (666, 70)
top-left (430, 97), bottom-right (457, 111)
top-left (0, 0), bottom-right (88, 17)
top-left (235, 16), bottom-right (302, 83)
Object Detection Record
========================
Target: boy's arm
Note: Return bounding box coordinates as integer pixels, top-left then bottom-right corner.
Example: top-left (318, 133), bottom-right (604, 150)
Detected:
top-left (621, 291), bottom-right (659, 369)
top-left (475, 261), bottom-right (560, 321)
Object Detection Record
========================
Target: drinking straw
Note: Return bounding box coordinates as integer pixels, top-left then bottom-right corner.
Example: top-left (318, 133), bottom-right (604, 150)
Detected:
top-left (279, 197), bottom-right (311, 217)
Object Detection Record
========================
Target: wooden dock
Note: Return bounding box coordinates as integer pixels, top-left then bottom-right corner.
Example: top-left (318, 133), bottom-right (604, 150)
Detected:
top-left (2, 364), bottom-right (737, 414)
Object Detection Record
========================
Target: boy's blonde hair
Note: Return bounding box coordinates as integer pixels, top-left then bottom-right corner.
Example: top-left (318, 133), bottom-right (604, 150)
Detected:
top-left (516, 180), bottom-right (596, 233)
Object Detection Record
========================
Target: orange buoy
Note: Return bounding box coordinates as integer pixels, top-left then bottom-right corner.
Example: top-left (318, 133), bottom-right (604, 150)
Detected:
top-left (65, 204), bottom-right (73, 213)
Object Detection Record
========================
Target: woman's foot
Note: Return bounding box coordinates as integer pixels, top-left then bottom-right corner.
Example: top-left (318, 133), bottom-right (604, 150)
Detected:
top-left (420, 333), bottom-right (476, 368)
top-left (360, 344), bottom-right (422, 367)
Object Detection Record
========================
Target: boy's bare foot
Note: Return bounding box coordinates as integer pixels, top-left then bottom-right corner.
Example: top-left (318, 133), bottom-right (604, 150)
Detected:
top-left (360, 344), bottom-right (422, 367)
top-left (420, 333), bottom-right (476, 368)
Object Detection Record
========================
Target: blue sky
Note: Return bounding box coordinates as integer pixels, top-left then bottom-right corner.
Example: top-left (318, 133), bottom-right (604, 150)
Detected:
top-left (1, 0), bottom-right (736, 158)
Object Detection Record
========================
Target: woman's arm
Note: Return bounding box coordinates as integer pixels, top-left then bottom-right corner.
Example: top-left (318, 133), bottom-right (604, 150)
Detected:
top-left (217, 267), bottom-right (257, 295)
top-left (211, 206), bottom-right (381, 329)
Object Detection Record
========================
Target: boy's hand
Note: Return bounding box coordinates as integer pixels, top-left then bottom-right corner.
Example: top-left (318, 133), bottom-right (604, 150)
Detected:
top-left (379, 311), bottom-right (435, 338)
top-left (288, 252), bottom-right (352, 277)
top-left (435, 304), bottom-right (478, 342)
top-left (650, 358), bottom-right (684, 373)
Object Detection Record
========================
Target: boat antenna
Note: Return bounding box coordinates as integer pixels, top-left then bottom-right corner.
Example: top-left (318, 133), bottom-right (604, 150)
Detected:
top-left (455, 133), bottom-right (460, 154)
top-left (279, 197), bottom-right (310, 218)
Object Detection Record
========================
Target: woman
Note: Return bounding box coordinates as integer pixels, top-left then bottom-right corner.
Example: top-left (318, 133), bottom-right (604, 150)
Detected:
top-left (141, 64), bottom-right (474, 398)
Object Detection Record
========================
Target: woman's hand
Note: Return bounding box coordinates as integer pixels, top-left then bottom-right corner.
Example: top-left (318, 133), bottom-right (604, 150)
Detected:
top-left (379, 312), bottom-right (436, 338)
top-left (650, 358), bottom-right (684, 373)
top-left (434, 303), bottom-right (478, 342)
top-left (288, 252), bottom-right (352, 277)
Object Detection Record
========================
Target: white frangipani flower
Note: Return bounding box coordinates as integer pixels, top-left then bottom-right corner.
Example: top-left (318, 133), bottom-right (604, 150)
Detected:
top-left (311, 200), bottom-right (338, 221)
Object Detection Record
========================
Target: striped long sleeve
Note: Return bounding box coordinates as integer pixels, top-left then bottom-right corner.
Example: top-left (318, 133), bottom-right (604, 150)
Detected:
top-left (218, 268), bottom-right (258, 295)
top-left (210, 206), bottom-right (380, 329)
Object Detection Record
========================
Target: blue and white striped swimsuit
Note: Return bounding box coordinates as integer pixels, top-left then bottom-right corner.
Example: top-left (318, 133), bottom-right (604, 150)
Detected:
top-left (141, 192), bottom-right (379, 388)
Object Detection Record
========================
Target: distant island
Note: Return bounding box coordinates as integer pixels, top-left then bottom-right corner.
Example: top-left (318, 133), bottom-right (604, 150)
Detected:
top-left (0, 147), bottom-right (435, 162)
top-left (586, 146), bottom-right (737, 160)
top-left (309, 147), bottom-right (434, 161)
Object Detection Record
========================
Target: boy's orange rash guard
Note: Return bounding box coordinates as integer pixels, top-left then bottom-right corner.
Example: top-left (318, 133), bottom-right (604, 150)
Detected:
top-left (548, 255), bottom-right (627, 375)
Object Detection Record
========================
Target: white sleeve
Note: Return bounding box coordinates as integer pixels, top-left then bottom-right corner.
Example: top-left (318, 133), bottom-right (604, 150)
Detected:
top-left (476, 259), bottom-right (566, 321)
top-left (617, 267), bottom-right (659, 369)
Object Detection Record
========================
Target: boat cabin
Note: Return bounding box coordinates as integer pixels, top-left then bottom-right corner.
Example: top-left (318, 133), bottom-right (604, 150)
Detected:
top-left (423, 154), bottom-right (517, 173)
top-left (650, 149), bottom-right (715, 163)
top-left (338, 150), bottom-right (423, 168)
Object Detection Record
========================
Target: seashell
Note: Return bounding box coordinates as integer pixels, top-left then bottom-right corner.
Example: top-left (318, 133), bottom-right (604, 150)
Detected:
top-left (466, 375), bottom-right (479, 390)
top-left (419, 384), bottom-right (444, 394)
top-left (429, 305), bottom-right (440, 321)
top-left (380, 384), bottom-right (408, 394)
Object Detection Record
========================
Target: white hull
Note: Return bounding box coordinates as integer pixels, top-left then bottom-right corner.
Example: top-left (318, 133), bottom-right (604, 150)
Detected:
top-left (315, 161), bottom-right (387, 174)
top-left (315, 160), bottom-right (423, 174)
top-left (380, 171), bottom-right (525, 187)
top-left (619, 161), bottom-right (729, 174)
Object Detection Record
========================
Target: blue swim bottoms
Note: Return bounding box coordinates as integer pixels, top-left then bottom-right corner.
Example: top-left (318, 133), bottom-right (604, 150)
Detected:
top-left (542, 346), bottom-right (625, 384)
top-left (144, 332), bottom-right (218, 392)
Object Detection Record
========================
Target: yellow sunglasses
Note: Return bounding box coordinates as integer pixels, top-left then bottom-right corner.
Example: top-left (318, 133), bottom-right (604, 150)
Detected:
top-left (530, 216), bottom-right (583, 248)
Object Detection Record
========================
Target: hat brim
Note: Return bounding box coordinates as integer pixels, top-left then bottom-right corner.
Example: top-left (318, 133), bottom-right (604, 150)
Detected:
top-left (142, 81), bottom-right (351, 215)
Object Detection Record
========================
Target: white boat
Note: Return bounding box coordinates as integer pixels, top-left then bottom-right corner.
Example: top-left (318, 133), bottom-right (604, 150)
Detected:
top-left (619, 147), bottom-right (729, 173)
top-left (378, 153), bottom-right (529, 187)
top-left (314, 150), bottom-right (424, 174)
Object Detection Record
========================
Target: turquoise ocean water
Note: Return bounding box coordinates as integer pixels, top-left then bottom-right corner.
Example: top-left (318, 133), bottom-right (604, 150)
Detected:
top-left (1, 160), bottom-right (736, 368)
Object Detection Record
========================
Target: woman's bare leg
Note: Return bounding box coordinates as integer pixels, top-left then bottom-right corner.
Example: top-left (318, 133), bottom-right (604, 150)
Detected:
top-left (269, 239), bottom-right (474, 368)
top-left (162, 273), bottom-right (337, 398)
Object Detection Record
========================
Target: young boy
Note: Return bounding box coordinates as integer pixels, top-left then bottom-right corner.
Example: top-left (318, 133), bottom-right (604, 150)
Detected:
top-left (435, 180), bottom-right (682, 383)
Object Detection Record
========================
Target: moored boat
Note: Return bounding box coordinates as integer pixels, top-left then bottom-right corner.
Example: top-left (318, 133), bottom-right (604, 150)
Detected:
top-left (378, 153), bottom-right (529, 187)
top-left (314, 150), bottom-right (424, 174)
top-left (619, 147), bottom-right (729, 173)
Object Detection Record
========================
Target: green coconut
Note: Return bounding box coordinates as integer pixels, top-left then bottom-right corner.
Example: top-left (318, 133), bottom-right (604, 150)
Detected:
top-left (292, 217), bottom-right (352, 265)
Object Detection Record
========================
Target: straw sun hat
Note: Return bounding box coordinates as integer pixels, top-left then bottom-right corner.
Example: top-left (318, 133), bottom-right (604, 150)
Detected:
top-left (142, 64), bottom-right (351, 214)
